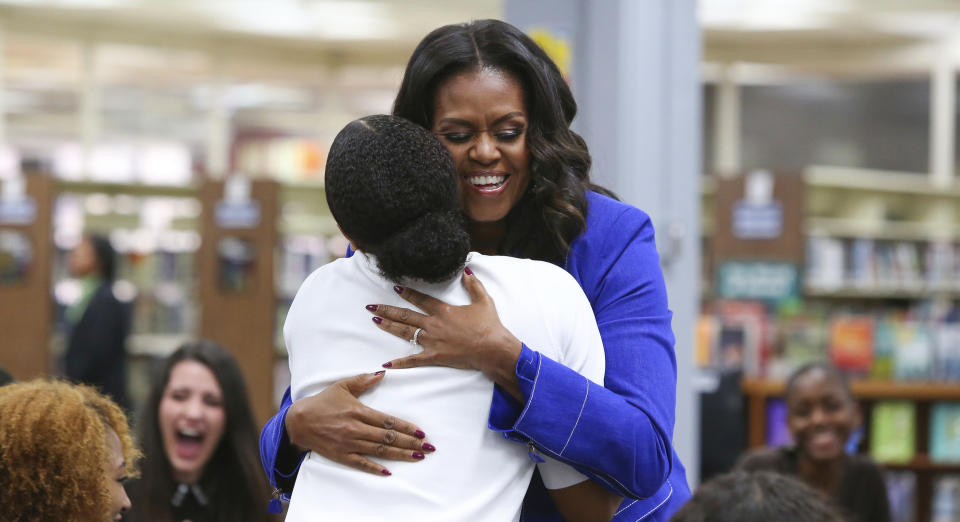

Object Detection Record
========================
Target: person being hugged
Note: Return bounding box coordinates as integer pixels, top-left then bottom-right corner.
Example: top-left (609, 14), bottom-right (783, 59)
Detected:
top-left (281, 114), bottom-right (618, 521)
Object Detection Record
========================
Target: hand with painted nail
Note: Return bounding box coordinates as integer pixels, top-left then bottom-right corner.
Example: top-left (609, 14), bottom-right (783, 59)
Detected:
top-left (286, 371), bottom-right (436, 477)
top-left (366, 267), bottom-right (524, 400)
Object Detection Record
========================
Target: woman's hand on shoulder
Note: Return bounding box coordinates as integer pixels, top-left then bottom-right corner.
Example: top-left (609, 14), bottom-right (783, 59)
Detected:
top-left (366, 268), bottom-right (524, 395)
top-left (285, 372), bottom-right (435, 476)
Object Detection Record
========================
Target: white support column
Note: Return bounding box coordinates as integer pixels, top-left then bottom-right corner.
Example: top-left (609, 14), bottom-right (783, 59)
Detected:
top-left (0, 21), bottom-right (6, 145)
top-left (714, 62), bottom-right (741, 177)
top-left (79, 41), bottom-right (101, 175)
top-left (930, 42), bottom-right (956, 187)
top-left (206, 59), bottom-right (230, 180)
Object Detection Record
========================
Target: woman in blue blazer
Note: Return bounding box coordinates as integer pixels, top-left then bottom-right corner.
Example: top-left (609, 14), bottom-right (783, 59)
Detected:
top-left (261, 19), bottom-right (690, 521)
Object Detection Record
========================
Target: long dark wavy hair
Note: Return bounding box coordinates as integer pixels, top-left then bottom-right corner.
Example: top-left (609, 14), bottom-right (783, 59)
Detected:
top-left (394, 19), bottom-right (611, 266)
top-left (128, 341), bottom-right (273, 522)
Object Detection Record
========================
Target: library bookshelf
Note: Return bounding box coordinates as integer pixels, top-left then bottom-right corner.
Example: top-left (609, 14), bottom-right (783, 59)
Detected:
top-left (742, 378), bottom-right (960, 521)
top-left (15, 177), bottom-right (339, 425)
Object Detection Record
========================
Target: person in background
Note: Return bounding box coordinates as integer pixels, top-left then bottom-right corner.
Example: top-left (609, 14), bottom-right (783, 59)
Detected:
top-left (670, 470), bottom-right (845, 522)
top-left (735, 362), bottom-right (891, 522)
top-left (261, 19), bottom-right (689, 521)
top-left (0, 379), bottom-right (138, 521)
top-left (127, 341), bottom-right (277, 522)
top-left (0, 365), bottom-right (13, 386)
top-left (63, 232), bottom-right (130, 409)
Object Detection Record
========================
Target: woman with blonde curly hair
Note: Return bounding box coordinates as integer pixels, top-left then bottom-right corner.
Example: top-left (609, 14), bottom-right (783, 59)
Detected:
top-left (0, 379), bottom-right (139, 521)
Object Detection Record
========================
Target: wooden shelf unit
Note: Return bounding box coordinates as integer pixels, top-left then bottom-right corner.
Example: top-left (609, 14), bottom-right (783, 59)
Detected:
top-left (742, 377), bottom-right (960, 522)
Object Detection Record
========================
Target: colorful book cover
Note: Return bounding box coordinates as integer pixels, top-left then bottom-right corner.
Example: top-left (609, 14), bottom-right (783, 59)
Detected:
top-left (829, 316), bottom-right (875, 374)
top-left (765, 398), bottom-right (793, 447)
top-left (695, 315), bottom-right (718, 369)
top-left (871, 319), bottom-right (896, 380)
top-left (884, 471), bottom-right (916, 522)
top-left (893, 322), bottom-right (934, 380)
top-left (931, 403), bottom-right (960, 463)
top-left (773, 315), bottom-right (826, 380)
top-left (717, 300), bottom-right (768, 376)
top-left (870, 401), bottom-right (915, 464)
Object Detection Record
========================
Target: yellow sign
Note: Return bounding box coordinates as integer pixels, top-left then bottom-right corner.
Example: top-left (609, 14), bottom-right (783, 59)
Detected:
top-left (528, 28), bottom-right (572, 78)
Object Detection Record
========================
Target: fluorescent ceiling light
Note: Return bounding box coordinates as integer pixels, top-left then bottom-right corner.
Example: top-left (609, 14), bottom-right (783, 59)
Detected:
top-left (701, 0), bottom-right (848, 31)
top-left (198, 0), bottom-right (395, 40)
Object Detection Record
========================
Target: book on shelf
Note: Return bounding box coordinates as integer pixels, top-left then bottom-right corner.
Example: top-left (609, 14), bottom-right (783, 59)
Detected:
top-left (870, 401), bottom-right (915, 464)
top-left (936, 323), bottom-right (960, 381)
top-left (932, 476), bottom-right (960, 522)
top-left (829, 316), bottom-right (874, 374)
top-left (926, 240), bottom-right (957, 290)
top-left (695, 315), bottom-right (718, 369)
top-left (716, 300), bottom-right (770, 376)
top-left (765, 398), bottom-right (793, 447)
top-left (768, 313), bottom-right (826, 380)
top-left (884, 471), bottom-right (916, 522)
top-left (931, 403), bottom-right (960, 463)
top-left (871, 319), bottom-right (896, 380)
top-left (849, 238), bottom-right (876, 288)
top-left (805, 236), bottom-right (844, 290)
top-left (893, 322), bottom-right (934, 380)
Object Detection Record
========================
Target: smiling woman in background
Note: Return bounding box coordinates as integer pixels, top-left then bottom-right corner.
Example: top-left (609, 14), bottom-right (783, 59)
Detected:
top-left (128, 341), bottom-right (276, 522)
top-left (735, 362), bottom-right (891, 522)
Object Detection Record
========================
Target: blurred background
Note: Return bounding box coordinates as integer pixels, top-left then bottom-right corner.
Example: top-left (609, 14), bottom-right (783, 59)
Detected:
top-left (2, 1), bottom-right (960, 520)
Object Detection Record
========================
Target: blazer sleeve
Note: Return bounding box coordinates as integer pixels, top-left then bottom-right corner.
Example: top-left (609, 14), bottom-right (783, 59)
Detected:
top-left (488, 207), bottom-right (677, 499)
top-left (259, 387), bottom-right (306, 496)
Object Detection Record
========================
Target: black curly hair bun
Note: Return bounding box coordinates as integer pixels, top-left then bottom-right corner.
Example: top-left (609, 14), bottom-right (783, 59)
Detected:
top-left (325, 114), bottom-right (470, 283)
top-left (371, 209), bottom-right (470, 283)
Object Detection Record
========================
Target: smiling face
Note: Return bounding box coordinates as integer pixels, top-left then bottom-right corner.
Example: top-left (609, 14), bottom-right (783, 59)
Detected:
top-left (158, 360), bottom-right (226, 484)
top-left (786, 368), bottom-right (860, 463)
top-left (432, 68), bottom-right (531, 224)
top-left (102, 429), bottom-right (131, 521)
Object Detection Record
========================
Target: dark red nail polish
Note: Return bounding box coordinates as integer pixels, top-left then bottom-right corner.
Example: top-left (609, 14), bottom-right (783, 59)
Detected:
top-left (372, 317), bottom-right (383, 325)
top-left (413, 430), bottom-right (426, 439)
top-left (464, 266), bottom-right (473, 275)
top-left (374, 370), bottom-right (386, 376)
top-left (422, 442), bottom-right (436, 452)
top-left (412, 452), bottom-right (425, 460)
top-left (365, 304), bottom-right (378, 312)
top-left (381, 469), bottom-right (391, 476)
top-left (393, 285), bottom-right (404, 294)
top-left (382, 362), bottom-right (393, 368)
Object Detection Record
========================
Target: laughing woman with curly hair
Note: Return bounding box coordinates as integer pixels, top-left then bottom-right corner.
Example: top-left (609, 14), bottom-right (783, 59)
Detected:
top-left (0, 379), bottom-right (139, 521)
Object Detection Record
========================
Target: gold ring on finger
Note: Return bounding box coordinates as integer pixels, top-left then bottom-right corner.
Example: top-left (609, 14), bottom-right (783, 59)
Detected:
top-left (383, 430), bottom-right (397, 444)
top-left (383, 416), bottom-right (396, 430)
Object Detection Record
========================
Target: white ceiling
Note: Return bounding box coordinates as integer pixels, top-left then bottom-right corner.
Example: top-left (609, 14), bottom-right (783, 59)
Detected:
top-left (701, 0), bottom-right (960, 76)
top-left (4, 0), bottom-right (960, 142)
